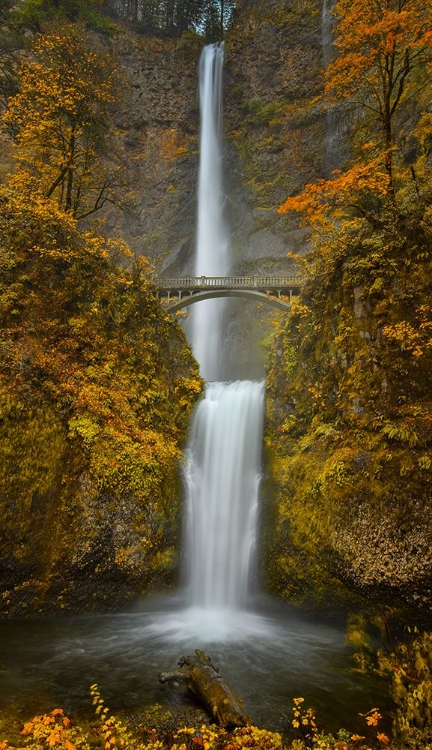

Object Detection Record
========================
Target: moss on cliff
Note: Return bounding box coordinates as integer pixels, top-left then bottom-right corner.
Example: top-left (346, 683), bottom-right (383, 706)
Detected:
top-left (225, 0), bottom-right (323, 211)
top-left (265, 208), bottom-right (432, 617)
top-left (0, 184), bottom-right (202, 617)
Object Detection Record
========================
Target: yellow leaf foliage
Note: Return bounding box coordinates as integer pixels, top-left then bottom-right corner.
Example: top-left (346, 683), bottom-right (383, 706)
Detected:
top-left (0, 183), bottom-right (202, 611)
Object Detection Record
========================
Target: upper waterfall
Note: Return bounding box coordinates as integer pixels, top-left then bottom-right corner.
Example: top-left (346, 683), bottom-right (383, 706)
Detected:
top-left (191, 43), bottom-right (230, 381)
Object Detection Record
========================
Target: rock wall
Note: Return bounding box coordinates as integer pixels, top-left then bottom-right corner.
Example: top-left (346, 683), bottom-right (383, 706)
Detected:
top-left (104, 32), bottom-right (201, 272)
top-left (106, 1), bottom-right (324, 272)
top-left (1, 4), bottom-right (326, 377)
top-left (224, 0), bottom-right (323, 274)
top-left (96, 2), bottom-right (326, 377)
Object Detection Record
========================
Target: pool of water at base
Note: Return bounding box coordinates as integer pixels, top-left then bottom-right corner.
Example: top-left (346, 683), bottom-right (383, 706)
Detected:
top-left (0, 594), bottom-right (390, 735)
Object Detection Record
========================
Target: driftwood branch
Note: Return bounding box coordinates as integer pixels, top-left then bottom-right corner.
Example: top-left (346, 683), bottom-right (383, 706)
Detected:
top-left (158, 670), bottom-right (188, 684)
top-left (158, 649), bottom-right (252, 728)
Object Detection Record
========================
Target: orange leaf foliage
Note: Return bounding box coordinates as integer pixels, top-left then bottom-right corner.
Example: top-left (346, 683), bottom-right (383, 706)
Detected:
top-left (0, 182), bottom-right (202, 548)
top-left (2, 20), bottom-right (123, 220)
top-left (278, 159), bottom-right (389, 226)
top-left (326, 0), bottom-right (431, 107)
top-left (377, 733), bottom-right (391, 745)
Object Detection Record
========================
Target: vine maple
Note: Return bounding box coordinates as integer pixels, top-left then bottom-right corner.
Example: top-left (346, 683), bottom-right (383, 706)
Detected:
top-left (279, 0), bottom-right (432, 225)
top-left (3, 21), bottom-right (124, 219)
top-left (325, 0), bottom-right (432, 198)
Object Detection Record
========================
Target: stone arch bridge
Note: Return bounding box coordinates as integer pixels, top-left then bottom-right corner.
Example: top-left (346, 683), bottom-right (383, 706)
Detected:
top-left (155, 275), bottom-right (303, 312)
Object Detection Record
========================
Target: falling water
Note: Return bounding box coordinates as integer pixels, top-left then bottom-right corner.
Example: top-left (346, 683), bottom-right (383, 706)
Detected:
top-left (184, 380), bottom-right (264, 610)
top-left (191, 43), bottom-right (229, 382)
top-left (184, 43), bottom-right (265, 631)
top-left (322, 0), bottom-right (339, 176)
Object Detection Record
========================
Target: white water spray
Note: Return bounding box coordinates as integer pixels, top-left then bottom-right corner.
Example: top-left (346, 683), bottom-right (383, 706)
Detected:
top-left (191, 43), bottom-right (230, 382)
top-left (181, 44), bottom-right (266, 636)
top-left (185, 380), bottom-right (264, 610)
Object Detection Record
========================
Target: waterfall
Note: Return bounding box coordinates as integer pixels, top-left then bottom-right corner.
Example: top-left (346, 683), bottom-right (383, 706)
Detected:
top-left (321, 0), bottom-right (333, 70)
top-left (191, 43), bottom-right (230, 382)
top-left (184, 380), bottom-right (264, 610)
top-left (322, 0), bottom-right (339, 176)
top-left (183, 44), bottom-right (265, 623)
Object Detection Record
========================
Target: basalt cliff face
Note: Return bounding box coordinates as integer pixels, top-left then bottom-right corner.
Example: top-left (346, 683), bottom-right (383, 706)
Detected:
top-left (105, 0), bottom-right (324, 377)
top-left (106, 33), bottom-right (200, 271)
top-left (109, 0), bottom-right (323, 275)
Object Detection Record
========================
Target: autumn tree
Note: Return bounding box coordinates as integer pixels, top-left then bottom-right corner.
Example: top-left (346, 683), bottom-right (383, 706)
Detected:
top-left (330, 0), bottom-right (431, 197)
top-left (279, 0), bottom-right (432, 225)
top-left (3, 21), bottom-right (125, 220)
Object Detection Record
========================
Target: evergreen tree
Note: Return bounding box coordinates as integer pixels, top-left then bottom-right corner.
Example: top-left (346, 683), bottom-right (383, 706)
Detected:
top-left (103, 0), bottom-right (235, 37)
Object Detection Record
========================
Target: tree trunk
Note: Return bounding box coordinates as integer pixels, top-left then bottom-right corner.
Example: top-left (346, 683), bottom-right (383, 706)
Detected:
top-left (158, 649), bottom-right (252, 729)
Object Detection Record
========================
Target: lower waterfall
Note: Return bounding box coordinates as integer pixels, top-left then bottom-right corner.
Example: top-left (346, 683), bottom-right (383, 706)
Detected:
top-left (184, 380), bottom-right (264, 610)
top-left (141, 380), bottom-right (272, 642)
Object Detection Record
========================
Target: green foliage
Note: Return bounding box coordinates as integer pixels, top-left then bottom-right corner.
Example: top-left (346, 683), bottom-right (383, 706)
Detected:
top-left (0, 182), bottom-right (202, 615)
top-left (175, 28), bottom-right (204, 56)
top-left (377, 631), bottom-right (432, 748)
top-left (102, 0), bottom-right (234, 39)
top-left (15, 0), bottom-right (120, 34)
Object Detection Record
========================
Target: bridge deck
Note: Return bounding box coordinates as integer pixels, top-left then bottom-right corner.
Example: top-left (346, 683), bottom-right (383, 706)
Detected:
top-left (155, 275), bottom-right (303, 292)
top-left (154, 275), bottom-right (303, 311)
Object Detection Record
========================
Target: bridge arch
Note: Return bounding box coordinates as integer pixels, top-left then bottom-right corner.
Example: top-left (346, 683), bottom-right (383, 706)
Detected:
top-left (165, 288), bottom-right (291, 312)
top-left (155, 275), bottom-right (302, 312)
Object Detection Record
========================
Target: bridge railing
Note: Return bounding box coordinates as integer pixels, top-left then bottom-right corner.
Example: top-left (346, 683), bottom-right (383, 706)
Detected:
top-left (155, 275), bottom-right (303, 289)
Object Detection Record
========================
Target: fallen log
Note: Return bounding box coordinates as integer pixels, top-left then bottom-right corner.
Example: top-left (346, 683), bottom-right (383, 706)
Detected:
top-left (158, 649), bottom-right (252, 728)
